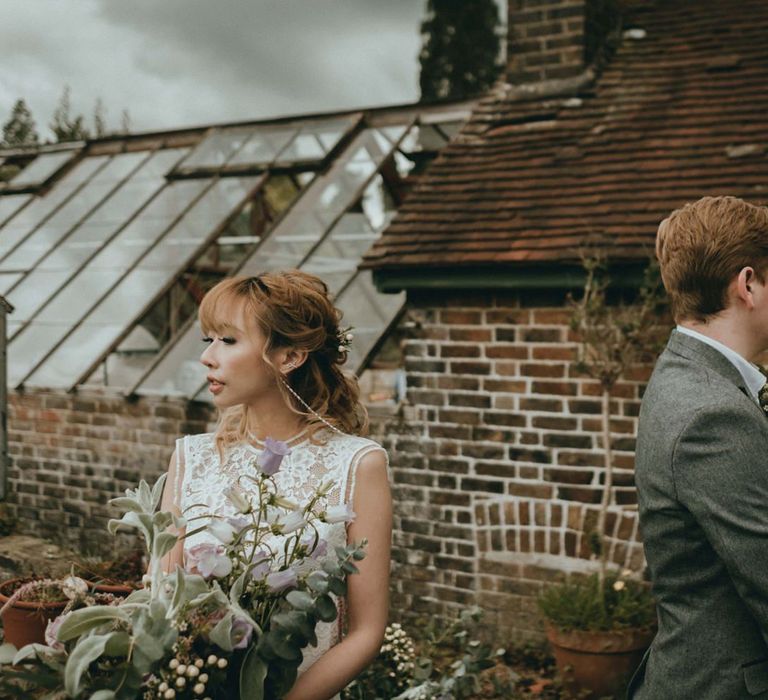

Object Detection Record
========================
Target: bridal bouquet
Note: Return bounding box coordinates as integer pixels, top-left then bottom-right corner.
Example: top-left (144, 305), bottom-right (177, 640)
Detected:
top-left (0, 439), bottom-right (365, 700)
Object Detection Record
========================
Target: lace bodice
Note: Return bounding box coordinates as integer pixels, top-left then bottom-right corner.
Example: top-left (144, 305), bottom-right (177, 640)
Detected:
top-left (174, 428), bottom-right (386, 688)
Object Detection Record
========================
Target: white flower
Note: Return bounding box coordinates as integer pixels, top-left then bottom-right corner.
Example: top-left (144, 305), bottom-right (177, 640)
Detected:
top-left (207, 519), bottom-right (236, 544)
top-left (613, 580), bottom-right (626, 592)
top-left (277, 509), bottom-right (306, 535)
top-left (323, 503), bottom-right (356, 524)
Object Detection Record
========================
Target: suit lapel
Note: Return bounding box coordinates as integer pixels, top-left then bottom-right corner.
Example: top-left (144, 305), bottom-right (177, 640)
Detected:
top-left (666, 329), bottom-right (750, 396)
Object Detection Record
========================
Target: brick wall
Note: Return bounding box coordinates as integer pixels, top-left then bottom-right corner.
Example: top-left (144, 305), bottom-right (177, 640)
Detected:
top-left (5, 391), bottom-right (215, 551)
top-left (507, 0), bottom-right (587, 83)
top-left (4, 286), bottom-right (652, 645)
top-left (382, 289), bottom-right (650, 644)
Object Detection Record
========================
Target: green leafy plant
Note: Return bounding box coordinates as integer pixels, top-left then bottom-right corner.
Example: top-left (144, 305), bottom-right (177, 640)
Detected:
top-left (0, 458), bottom-right (365, 699)
top-left (538, 572), bottom-right (655, 632)
top-left (567, 252), bottom-right (667, 594)
top-left (345, 607), bottom-right (518, 700)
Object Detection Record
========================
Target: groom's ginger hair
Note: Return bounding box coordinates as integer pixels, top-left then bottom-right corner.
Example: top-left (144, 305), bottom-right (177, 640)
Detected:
top-left (656, 195), bottom-right (768, 322)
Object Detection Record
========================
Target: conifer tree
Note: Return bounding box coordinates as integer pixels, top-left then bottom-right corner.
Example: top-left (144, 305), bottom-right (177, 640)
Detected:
top-left (50, 85), bottom-right (90, 142)
top-left (419, 0), bottom-right (502, 101)
top-left (93, 98), bottom-right (107, 137)
top-left (1, 99), bottom-right (39, 147)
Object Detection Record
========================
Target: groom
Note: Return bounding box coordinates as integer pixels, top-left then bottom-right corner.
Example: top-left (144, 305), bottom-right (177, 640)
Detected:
top-left (630, 196), bottom-right (768, 698)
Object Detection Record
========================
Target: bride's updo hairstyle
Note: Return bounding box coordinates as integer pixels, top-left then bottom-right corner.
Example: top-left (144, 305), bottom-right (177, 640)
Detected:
top-left (199, 270), bottom-right (368, 449)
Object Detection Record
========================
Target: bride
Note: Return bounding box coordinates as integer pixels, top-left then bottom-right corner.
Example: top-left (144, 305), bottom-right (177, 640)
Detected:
top-left (160, 270), bottom-right (392, 700)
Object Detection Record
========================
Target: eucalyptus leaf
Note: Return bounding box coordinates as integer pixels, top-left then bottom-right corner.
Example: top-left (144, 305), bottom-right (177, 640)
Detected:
top-left (239, 645), bottom-right (267, 700)
top-left (327, 577), bottom-right (346, 596)
top-left (286, 590), bottom-right (314, 611)
top-left (340, 561), bottom-right (358, 575)
top-left (314, 594), bottom-right (338, 622)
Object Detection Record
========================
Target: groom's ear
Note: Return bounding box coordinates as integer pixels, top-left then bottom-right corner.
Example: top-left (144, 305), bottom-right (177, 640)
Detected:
top-left (735, 266), bottom-right (758, 309)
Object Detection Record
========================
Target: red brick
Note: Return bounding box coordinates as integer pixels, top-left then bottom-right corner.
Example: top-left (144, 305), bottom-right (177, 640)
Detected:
top-left (532, 346), bottom-right (576, 361)
top-left (441, 310), bottom-right (482, 324)
top-left (531, 381), bottom-right (578, 396)
top-left (441, 344), bottom-right (482, 358)
top-left (449, 328), bottom-right (492, 342)
top-left (486, 345), bottom-right (529, 359)
top-left (520, 363), bottom-right (565, 378)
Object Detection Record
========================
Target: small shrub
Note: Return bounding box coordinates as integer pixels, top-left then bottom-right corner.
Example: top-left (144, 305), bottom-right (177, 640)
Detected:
top-left (538, 572), bottom-right (656, 632)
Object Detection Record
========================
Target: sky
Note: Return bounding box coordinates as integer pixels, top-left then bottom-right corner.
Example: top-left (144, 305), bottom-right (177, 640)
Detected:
top-left (0, 0), bottom-right (437, 139)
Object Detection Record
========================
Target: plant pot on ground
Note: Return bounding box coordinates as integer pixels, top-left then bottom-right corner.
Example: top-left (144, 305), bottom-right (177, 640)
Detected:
top-left (538, 572), bottom-right (656, 699)
top-left (0, 578), bottom-right (70, 649)
top-left (70, 549), bottom-right (145, 597)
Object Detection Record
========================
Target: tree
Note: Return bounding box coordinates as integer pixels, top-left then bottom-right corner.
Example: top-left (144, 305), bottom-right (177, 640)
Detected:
top-left (568, 252), bottom-right (667, 594)
top-left (418, 0), bottom-right (502, 102)
top-left (50, 85), bottom-right (90, 142)
top-left (1, 99), bottom-right (39, 147)
top-left (120, 108), bottom-right (132, 135)
top-left (93, 98), bottom-right (107, 137)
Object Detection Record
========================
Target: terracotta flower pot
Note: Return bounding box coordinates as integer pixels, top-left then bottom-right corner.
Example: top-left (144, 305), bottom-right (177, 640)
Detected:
top-left (88, 581), bottom-right (136, 598)
top-left (546, 624), bottom-right (655, 698)
top-left (0, 578), bottom-right (68, 649)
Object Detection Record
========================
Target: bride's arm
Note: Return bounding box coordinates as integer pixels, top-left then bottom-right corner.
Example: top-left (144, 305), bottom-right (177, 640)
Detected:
top-left (160, 448), bottom-right (186, 573)
top-left (284, 449), bottom-right (392, 700)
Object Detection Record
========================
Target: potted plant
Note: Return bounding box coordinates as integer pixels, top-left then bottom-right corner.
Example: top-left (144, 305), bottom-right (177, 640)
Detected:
top-left (539, 571), bottom-right (655, 697)
top-left (537, 252), bottom-right (666, 697)
top-left (0, 577), bottom-right (85, 649)
top-left (70, 549), bottom-right (145, 597)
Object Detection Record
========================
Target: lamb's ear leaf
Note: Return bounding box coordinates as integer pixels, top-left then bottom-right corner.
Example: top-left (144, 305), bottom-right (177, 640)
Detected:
top-left (151, 473), bottom-right (168, 511)
top-left (64, 632), bottom-right (116, 696)
top-left (57, 606), bottom-right (130, 642)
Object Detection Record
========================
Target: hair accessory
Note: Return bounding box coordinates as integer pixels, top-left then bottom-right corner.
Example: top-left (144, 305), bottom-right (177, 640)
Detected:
top-left (279, 375), bottom-right (343, 435)
top-left (337, 326), bottom-right (354, 354)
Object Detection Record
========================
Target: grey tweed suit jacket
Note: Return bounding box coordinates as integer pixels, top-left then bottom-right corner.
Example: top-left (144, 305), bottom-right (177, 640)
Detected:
top-left (630, 330), bottom-right (768, 699)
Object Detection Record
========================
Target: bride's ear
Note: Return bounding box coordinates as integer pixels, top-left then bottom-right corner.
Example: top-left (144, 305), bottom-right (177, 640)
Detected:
top-left (280, 349), bottom-right (308, 374)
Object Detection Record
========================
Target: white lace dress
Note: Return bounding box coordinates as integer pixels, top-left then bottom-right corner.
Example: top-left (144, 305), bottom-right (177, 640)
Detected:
top-left (173, 428), bottom-right (386, 697)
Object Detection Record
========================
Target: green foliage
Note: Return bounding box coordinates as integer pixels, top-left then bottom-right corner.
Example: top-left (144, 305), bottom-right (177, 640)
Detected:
top-left (50, 85), bottom-right (90, 143)
top-left (538, 573), bottom-right (656, 632)
top-left (568, 254), bottom-right (667, 392)
top-left (344, 606), bottom-right (518, 700)
top-left (1, 99), bottom-right (39, 147)
top-left (419, 0), bottom-right (502, 102)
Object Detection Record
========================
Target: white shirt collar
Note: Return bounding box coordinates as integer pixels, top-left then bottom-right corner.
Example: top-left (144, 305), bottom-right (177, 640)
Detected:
top-left (676, 325), bottom-right (766, 401)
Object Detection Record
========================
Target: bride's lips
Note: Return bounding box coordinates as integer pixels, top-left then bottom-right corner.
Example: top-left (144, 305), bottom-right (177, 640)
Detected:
top-left (207, 375), bottom-right (225, 395)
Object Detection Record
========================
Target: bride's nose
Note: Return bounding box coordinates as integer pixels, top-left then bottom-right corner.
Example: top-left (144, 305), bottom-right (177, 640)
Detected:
top-left (200, 344), bottom-right (217, 367)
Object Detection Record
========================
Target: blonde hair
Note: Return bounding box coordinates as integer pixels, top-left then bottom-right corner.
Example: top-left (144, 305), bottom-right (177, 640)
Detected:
top-left (199, 270), bottom-right (368, 452)
top-left (656, 196), bottom-right (768, 322)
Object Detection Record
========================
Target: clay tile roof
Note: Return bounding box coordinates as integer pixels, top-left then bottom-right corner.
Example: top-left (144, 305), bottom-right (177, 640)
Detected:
top-left (363, 0), bottom-right (768, 274)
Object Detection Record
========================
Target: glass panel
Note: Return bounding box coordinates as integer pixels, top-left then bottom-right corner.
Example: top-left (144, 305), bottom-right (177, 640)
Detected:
top-left (160, 176), bottom-right (263, 246)
top-left (274, 116), bottom-right (358, 165)
top-left (5, 270), bottom-right (72, 322)
top-left (0, 154), bottom-right (143, 270)
top-left (0, 194), bottom-right (31, 226)
top-left (8, 322), bottom-right (66, 386)
top-left (26, 176), bottom-right (262, 390)
top-left (181, 128), bottom-right (253, 169)
top-left (86, 180), bottom-right (164, 225)
top-left (240, 128), bottom-right (393, 276)
top-left (275, 133), bottom-right (325, 162)
top-left (10, 179), bottom-right (210, 386)
top-left (23, 323), bottom-right (125, 389)
top-left (10, 151), bottom-right (75, 188)
top-left (35, 269), bottom-right (124, 324)
top-left (229, 128), bottom-right (297, 166)
top-left (302, 213), bottom-right (376, 295)
top-left (130, 319), bottom-right (208, 397)
top-left (334, 271), bottom-right (404, 371)
top-left (136, 148), bottom-right (189, 179)
top-left (87, 180), bottom-right (209, 268)
top-left (0, 272), bottom-right (23, 294)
